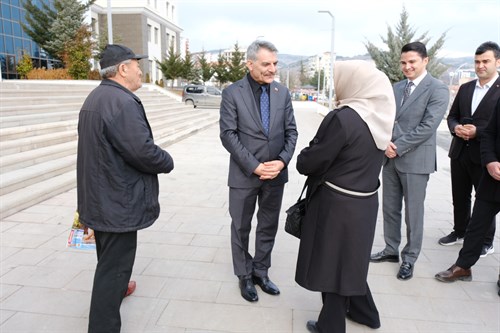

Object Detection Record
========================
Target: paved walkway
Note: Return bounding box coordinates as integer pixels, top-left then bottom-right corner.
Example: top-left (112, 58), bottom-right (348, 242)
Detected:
top-left (0, 102), bottom-right (498, 332)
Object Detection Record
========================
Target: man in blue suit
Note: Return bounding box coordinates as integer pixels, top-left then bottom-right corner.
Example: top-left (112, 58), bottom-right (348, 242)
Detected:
top-left (370, 42), bottom-right (449, 280)
top-left (220, 40), bottom-right (298, 302)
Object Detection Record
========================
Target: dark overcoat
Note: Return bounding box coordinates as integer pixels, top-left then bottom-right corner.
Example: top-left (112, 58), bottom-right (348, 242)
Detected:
top-left (295, 107), bottom-right (385, 295)
top-left (477, 98), bottom-right (500, 203)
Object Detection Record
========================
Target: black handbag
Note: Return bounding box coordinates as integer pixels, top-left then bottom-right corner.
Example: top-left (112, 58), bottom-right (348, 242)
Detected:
top-left (285, 183), bottom-right (307, 239)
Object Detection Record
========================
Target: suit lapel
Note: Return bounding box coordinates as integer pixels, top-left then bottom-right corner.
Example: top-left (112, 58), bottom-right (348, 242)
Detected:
top-left (238, 77), bottom-right (266, 133)
top-left (475, 76), bottom-right (500, 112)
top-left (269, 82), bottom-right (279, 133)
top-left (396, 74), bottom-right (431, 119)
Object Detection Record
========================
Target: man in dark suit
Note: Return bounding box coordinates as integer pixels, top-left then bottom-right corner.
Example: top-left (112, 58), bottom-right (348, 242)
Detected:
top-left (219, 40), bottom-right (298, 302)
top-left (370, 42), bottom-right (449, 281)
top-left (439, 42), bottom-right (500, 258)
top-left (435, 98), bottom-right (500, 296)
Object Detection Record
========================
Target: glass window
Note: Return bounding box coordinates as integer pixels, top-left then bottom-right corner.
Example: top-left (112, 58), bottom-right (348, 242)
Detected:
top-left (7, 54), bottom-right (15, 71)
top-left (1, 4), bottom-right (11, 19)
top-left (154, 27), bottom-right (158, 44)
top-left (3, 20), bottom-right (12, 35)
top-left (0, 35), bottom-right (4, 52)
top-left (23, 38), bottom-right (32, 54)
top-left (147, 24), bottom-right (151, 42)
top-left (4, 36), bottom-right (14, 54)
top-left (13, 22), bottom-right (21, 36)
top-left (11, 0), bottom-right (20, 6)
top-left (11, 6), bottom-right (20, 21)
top-left (14, 37), bottom-right (22, 54)
top-left (0, 20), bottom-right (4, 33)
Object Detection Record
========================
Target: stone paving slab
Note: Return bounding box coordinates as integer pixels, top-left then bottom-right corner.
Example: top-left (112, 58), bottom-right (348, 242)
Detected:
top-left (1, 102), bottom-right (499, 332)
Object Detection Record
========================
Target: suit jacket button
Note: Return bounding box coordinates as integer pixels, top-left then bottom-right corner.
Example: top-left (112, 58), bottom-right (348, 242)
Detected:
top-left (313, 138), bottom-right (319, 143)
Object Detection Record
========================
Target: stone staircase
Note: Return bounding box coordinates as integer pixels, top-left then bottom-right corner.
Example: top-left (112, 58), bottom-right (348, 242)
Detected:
top-left (0, 80), bottom-right (219, 218)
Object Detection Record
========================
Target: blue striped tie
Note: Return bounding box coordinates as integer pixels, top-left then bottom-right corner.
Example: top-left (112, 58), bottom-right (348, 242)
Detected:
top-left (260, 86), bottom-right (270, 135)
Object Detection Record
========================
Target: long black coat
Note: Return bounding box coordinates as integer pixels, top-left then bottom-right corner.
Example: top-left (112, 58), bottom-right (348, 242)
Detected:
top-left (295, 107), bottom-right (385, 295)
top-left (477, 99), bottom-right (500, 203)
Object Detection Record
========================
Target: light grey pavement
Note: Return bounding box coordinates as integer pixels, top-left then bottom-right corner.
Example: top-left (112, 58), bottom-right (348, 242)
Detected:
top-left (1, 101), bottom-right (499, 332)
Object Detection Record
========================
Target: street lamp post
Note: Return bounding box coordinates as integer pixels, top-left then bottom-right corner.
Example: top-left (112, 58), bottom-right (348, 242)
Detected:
top-left (107, 0), bottom-right (113, 44)
top-left (317, 56), bottom-right (321, 102)
top-left (318, 10), bottom-right (335, 110)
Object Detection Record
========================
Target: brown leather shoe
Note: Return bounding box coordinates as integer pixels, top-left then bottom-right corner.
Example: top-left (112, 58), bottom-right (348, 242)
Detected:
top-left (125, 281), bottom-right (136, 297)
top-left (435, 264), bottom-right (472, 283)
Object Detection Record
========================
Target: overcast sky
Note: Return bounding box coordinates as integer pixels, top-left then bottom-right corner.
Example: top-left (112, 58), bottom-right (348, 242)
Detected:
top-left (177, 0), bottom-right (500, 58)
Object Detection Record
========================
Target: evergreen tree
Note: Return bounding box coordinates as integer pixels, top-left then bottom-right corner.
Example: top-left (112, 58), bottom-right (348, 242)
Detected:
top-left (299, 61), bottom-right (309, 87)
top-left (156, 44), bottom-right (183, 88)
top-left (309, 70), bottom-right (325, 90)
top-left (181, 49), bottom-right (198, 83)
top-left (21, 0), bottom-right (58, 59)
top-left (198, 51), bottom-right (214, 83)
top-left (365, 6), bottom-right (447, 83)
top-left (227, 42), bottom-right (246, 83)
top-left (44, 0), bottom-right (95, 59)
top-left (213, 51), bottom-right (229, 88)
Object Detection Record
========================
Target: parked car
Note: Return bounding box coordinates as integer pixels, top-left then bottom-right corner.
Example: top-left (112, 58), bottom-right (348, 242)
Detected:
top-left (182, 85), bottom-right (222, 108)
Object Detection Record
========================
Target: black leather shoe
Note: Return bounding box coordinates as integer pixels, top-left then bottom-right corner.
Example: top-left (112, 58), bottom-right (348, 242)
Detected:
top-left (370, 250), bottom-right (399, 263)
top-left (306, 320), bottom-right (319, 333)
top-left (239, 277), bottom-right (258, 302)
top-left (252, 275), bottom-right (280, 295)
top-left (397, 262), bottom-right (413, 280)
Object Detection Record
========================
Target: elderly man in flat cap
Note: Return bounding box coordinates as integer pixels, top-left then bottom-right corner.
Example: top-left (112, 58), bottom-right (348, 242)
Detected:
top-left (77, 44), bottom-right (174, 333)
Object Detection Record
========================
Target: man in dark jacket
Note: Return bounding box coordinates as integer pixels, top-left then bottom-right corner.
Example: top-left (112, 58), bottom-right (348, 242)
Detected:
top-left (438, 42), bottom-right (500, 257)
top-left (435, 98), bottom-right (500, 296)
top-left (77, 44), bottom-right (174, 332)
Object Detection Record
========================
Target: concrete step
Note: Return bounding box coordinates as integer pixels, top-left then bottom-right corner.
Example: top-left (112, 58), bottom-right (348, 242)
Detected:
top-left (0, 129), bottom-right (77, 156)
top-left (0, 171), bottom-right (76, 219)
top-left (0, 80), bottom-right (216, 219)
top-left (0, 155), bottom-right (76, 195)
top-left (0, 119), bottom-right (78, 140)
top-left (0, 141), bottom-right (76, 173)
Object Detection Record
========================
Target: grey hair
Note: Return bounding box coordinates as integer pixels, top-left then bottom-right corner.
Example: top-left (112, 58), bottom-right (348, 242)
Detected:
top-left (246, 40), bottom-right (278, 61)
top-left (100, 59), bottom-right (132, 79)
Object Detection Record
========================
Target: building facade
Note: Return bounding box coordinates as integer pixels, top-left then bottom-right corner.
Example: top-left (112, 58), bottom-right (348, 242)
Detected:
top-left (90, 0), bottom-right (182, 83)
top-left (0, 0), bottom-right (181, 81)
top-left (0, 0), bottom-right (60, 79)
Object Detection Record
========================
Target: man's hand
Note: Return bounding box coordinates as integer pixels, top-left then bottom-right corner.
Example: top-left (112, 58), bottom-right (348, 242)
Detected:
top-left (254, 160), bottom-right (285, 180)
top-left (385, 142), bottom-right (398, 158)
top-left (454, 124), bottom-right (477, 140)
top-left (486, 161), bottom-right (500, 181)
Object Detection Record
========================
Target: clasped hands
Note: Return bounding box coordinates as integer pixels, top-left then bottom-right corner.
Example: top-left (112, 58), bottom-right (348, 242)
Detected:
top-left (254, 160), bottom-right (285, 180)
top-left (454, 124), bottom-right (476, 141)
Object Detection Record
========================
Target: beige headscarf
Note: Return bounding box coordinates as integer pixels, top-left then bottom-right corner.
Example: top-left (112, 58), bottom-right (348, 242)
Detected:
top-left (333, 60), bottom-right (396, 150)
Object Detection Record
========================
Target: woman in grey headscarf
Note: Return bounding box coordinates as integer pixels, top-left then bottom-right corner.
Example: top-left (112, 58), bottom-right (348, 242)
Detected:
top-left (295, 60), bottom-right (396, 333)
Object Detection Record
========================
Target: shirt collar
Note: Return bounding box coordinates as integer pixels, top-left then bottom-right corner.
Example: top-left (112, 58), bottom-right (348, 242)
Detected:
top-left (476, 73), bottom-right (499, 89)
top-left (409, 70), bottom-right (427, 87)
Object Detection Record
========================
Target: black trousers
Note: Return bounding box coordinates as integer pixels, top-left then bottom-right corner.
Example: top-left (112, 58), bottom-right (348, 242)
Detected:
top-left (88, 231), bottom-right (137, 333)
top-left (229, 183), bottom-right (284, 278)
top-left (317, 283), bottom-right (380, 333)
top-left (456, 199), bottom-right (500, 269)
top-left (450, 153), bottom-right (495, 244)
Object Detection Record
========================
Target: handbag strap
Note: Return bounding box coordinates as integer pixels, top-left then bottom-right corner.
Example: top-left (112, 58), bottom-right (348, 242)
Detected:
top-left (297, 182), bottom-right (307, 202)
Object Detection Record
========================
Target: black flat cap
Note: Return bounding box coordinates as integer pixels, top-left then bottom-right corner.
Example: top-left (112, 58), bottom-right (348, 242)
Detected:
top-left (99, 44), bottom-right (148, 68)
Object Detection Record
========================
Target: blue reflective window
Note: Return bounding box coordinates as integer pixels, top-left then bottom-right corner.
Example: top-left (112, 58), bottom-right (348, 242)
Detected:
top-left (0, 36), bottom-right (4, 52)
top-left (13, 22), bottom-right (21, 36)
top-left (23, 38), bottom-right (31, 54)
top-left (1, 4), bottom-right (11, 19)
top-left (3, 20), bottom-right (12, 35)
top-left (14, 37), bottom-right (22, 53)
top-left (11, 6), bottom-right (20, 21)
top-left (11, 0), bottom-right (20, 6)
top-left (4, 36), bottom-right (14, 54)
